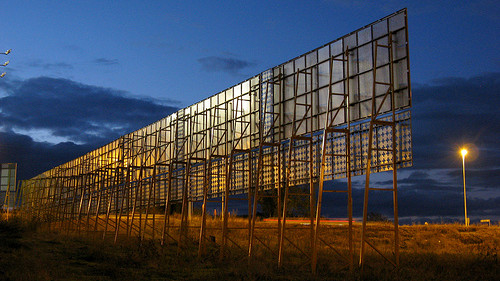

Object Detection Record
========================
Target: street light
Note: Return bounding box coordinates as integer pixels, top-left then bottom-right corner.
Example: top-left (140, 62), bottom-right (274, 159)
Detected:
top-left (461, 148), bottom-right (469, 226)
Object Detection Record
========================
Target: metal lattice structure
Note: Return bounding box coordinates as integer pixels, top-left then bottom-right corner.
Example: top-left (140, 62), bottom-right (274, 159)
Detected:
top-left (1, 163), bottom-right (19, 217)
top-left (20, 9), bottom-right (412, 272)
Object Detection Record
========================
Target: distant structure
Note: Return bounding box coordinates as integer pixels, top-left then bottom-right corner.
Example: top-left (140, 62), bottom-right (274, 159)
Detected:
top-left (1, 163), bottom-right (18, 211)
top-left (20, 9), bottom-right (412, 272)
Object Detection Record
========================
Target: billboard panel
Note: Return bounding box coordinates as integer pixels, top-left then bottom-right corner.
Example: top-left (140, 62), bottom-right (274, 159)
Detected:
top-left (22, 9), bottom-right (411, 214)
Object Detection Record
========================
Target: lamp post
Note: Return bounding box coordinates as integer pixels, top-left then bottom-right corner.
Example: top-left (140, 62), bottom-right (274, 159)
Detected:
top-left (461, 148), bottom-right (468, 226)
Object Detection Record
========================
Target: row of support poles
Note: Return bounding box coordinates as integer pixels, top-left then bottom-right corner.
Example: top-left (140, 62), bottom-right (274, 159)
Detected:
top-left (312, 50), bottom-right (353, 272)
top-left (151, 125), bottom-right (172, 242)
top-left (114, 138), bottom-right (133, 243)
top-left (160, 123), bottom-right (175, 246)
top-left (163, 113), bottom-right (188, 247)
top-left (198, 102), bottom-right (228, 257)
top-left (129, 129), bottom-right (157, 242)
top-left (248, 71), bottom-right (283, 260)
top-left (174, 111), bottom-right (190, 252)
top-left (220, 93), bottom-right (253, 260)
top-left (279, 67), bottom-right (315, 268)
top-left (17, 30), bottom-right (403, 272)
top-left (179, 109), bottom-right (208, 252)
top-left (359, 32), bottom-right (399, 270)
top-left (141, 131), bottom-right (160, 242)
top-left (122, 132), bottom-right (146, 239)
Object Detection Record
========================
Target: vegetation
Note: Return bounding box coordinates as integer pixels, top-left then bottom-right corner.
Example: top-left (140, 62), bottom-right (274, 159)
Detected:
top-left (0, 216), bottom-right (498, 280)
top-left (366, 212), bottom-right (389, 222)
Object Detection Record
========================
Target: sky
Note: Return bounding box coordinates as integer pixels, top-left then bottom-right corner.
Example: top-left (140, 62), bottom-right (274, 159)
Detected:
top-left (0, 0), bottom-right (499, 222)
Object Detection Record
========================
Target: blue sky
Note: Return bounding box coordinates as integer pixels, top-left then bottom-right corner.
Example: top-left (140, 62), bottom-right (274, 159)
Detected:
top-left (3, 1), bottom-right (497, 106)
top-left (1, 0), bottom-right (499, 221)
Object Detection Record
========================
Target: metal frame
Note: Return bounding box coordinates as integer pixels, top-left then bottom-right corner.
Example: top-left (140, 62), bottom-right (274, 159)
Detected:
top-left (1, 163), bottom-right (17, 219)
top-left (278, 67), bottom-right (315, 267)
top-left (358, 32), bottom-right (400, 269)
top-left (19, 9), bottom-right (412, 272)
top-left (248, 70), bottom-right (283, 260)
top-left (312, 50), bottom-right (354, 271)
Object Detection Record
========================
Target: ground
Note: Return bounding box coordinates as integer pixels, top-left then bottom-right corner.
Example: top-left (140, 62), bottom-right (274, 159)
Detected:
top-left (0, 217), bottom-right (498, 281)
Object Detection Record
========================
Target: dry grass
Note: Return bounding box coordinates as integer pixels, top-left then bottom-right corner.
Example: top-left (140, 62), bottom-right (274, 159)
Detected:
top-left (0, 216), bottom-right (498, 280)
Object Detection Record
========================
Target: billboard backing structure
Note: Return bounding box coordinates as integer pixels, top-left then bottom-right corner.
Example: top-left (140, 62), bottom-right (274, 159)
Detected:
top-left (1, 163), bottom-right (18, 212)
top-left (20, 9), bottom-right (411, 271)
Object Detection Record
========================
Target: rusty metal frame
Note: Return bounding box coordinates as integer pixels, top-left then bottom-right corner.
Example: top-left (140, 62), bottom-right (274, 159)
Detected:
top-left (220, 92), bottom-right (254, 260)
top-left (198, 101), bottom-right (229, 257)
top-left (312, 50), bottom-right (354, 272)
top-left (278, 67), bottom-right (315, 268)
top-left (359, 30), bottom-right (400, 270)
top-left (18, 9), bottom-right (412, 273)
top-left (248, 70), bottom-right (283, 260)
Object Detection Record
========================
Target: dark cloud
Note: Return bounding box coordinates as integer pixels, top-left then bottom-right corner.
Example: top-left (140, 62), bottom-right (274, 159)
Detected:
top-left (318, 73), bottom-right (500, 221)
top-left (0, 131), bottom-right (93, 180)
top-left (0, 76), bottom-right (177, 144)
top-left (319, 180), bottom-right (500, 221)
top-left (367, 169), bottom-right (498, 197)
top-left (385, 170), bottom-right (458, 193)
top-left (412, 72), bottom-right (500, 170)
top-left (334, 72), bottom-right (500, 221)
top-left (1, 71), bottom-right (498, 222)
top-left (0, 77), bottom-right (179, 179)
top-left (197, 56), bottom-right (254, 74)
top-left (398, 190), bottom-right (500, 219)
top-left (447, 167), bottom-right (500, 196)
top-left (93, 58), bottom-right (119, 66)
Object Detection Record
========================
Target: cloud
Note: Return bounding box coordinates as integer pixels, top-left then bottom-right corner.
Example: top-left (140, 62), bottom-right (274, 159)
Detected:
top-left (197, 56), bottom-right (255, 74)
top-left (411, 72), bottom-right (500, 170)
top-left (391, 170), bottom-right (459, 193)
top-left (318, 73), bottom-right (500, 221)
top-left (318, 180), bottom-right (500, 221)
top-left (93, 58), bottom-right (119, 66)
top-left (0, 131), bottom-right (94, 180)
top-left (1, 72), bottom-right (498, 223)
top-left (0, 77), bottom-right (179, 179)
top-left (0, 76), bottom-right (178, 144)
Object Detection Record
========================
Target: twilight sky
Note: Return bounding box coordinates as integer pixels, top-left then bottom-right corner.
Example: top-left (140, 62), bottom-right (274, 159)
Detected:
top-left (1, 1), bottom-right (499, 221)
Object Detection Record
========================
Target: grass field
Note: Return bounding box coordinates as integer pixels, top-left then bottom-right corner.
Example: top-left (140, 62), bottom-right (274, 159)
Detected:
top-left (0, 216), bottom-right (498, 281)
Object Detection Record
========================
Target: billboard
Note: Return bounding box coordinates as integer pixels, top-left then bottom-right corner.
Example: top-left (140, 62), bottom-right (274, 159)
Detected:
top-left (21, 9), bottom-right (411, 219)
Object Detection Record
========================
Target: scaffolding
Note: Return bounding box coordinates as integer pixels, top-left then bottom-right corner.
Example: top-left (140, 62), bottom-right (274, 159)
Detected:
top-left (19, 9), bottom-right (412, 272)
